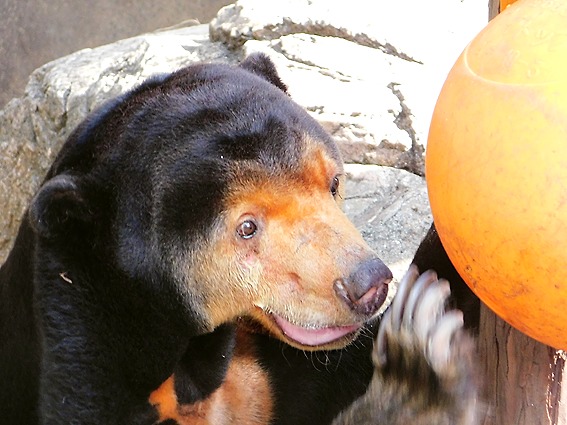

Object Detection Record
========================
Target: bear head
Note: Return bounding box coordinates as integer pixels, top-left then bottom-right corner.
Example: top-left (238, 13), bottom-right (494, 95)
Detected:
top-left (29, 53), bottom-right (392, 351)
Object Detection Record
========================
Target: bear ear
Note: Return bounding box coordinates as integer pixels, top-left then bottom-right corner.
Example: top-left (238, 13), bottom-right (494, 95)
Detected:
top-left (239, 53), bottom-right (288, 93)
top-left (28, 174), bottom-right (91, 239)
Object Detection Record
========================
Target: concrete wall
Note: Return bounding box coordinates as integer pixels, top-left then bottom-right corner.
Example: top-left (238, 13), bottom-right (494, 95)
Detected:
top-left (0, 0), bottom-right (231, 108)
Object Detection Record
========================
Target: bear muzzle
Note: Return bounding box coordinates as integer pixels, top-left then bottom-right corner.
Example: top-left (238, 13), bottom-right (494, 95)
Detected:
top-left (334, 257), bottom-right (393, 317)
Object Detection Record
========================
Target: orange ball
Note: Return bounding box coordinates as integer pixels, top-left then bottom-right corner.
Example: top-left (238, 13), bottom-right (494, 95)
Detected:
top-left (426, 0), bottom-right (567, 349)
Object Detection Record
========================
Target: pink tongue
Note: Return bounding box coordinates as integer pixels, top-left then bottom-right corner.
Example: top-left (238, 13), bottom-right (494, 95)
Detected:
top-left (273, 314), bottom-right (360, 346)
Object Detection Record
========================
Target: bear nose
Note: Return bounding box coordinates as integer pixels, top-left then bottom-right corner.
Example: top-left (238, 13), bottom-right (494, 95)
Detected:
top-left (334, 258), bottom-right (393, 316)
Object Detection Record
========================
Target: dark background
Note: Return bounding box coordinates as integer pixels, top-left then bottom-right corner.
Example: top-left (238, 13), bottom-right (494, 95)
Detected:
top-left (0, 0), bottom-right (231, 108)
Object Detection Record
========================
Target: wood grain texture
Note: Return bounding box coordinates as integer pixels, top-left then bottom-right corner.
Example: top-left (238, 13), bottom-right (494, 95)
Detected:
top-left (479, 302), bottom-right (567, 425)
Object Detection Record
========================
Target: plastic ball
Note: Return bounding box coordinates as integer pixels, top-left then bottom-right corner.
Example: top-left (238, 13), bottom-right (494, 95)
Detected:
top-left (426, 0), bottom-right (567, 349)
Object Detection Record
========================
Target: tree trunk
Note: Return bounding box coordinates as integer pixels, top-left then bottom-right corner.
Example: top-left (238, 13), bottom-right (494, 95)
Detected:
top-left (478, 303), bottom-right (567, 424)
top-left (488, 0), bottom-right (500, 20)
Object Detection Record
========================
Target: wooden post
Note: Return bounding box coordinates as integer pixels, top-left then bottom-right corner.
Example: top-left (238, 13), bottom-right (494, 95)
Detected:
top-left (478, 302), bottom-right (567, 424)
top-left (488, 0), bottom-right (518, 20)
top-left (488, 0), bottom-right (500, 20)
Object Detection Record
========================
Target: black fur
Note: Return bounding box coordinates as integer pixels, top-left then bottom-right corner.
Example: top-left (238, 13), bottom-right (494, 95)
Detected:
top-left (254, 323), bottom-right (378, 425)
top-left (0, 52), bottom-right (479, 424)
top-left (1, 53), bottom-right (336, 424)
top-left (412, 224), bottom-right (480, 330)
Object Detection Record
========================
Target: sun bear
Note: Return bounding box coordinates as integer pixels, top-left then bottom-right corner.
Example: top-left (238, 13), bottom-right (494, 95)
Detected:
top-left (0, 53), bottom-right (479, 424)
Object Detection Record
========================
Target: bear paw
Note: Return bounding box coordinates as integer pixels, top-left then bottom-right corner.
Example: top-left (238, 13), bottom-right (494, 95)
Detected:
top-left (333, 265), bottom-right (481, 425)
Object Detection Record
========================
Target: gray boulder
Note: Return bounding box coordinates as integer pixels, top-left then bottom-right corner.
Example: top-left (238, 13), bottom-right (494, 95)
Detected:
top-left (0, 24), bottom-right (236, 262)
top-left (343, 164), bottom-right (431, 281)
top-left (0, 0), bottom-right (486, 275)
top-left (210, 0), bottom-right (486, 174)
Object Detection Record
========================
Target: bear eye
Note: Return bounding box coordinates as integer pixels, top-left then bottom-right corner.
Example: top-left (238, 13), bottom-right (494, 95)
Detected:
top-left (330, 176), bottom-right (340, 198)
top-left (237, 220), bottom-right (257, 239)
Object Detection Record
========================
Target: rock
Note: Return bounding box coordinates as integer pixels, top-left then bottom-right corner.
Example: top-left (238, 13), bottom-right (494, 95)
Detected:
top-left (211, 0), bottom-right (486, 174)
top-left (0, 0), bottom-right (485, 268)
top-left (242, 35), bottom-right (423, 172)
top-left (343, 164), bottom-right (431, 280)
top-left (0, 24), bottom-right (237, 262)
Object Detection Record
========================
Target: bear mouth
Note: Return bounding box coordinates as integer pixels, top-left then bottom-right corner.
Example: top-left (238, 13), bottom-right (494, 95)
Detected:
top-left (271, 313), bottom-right (361, 347)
